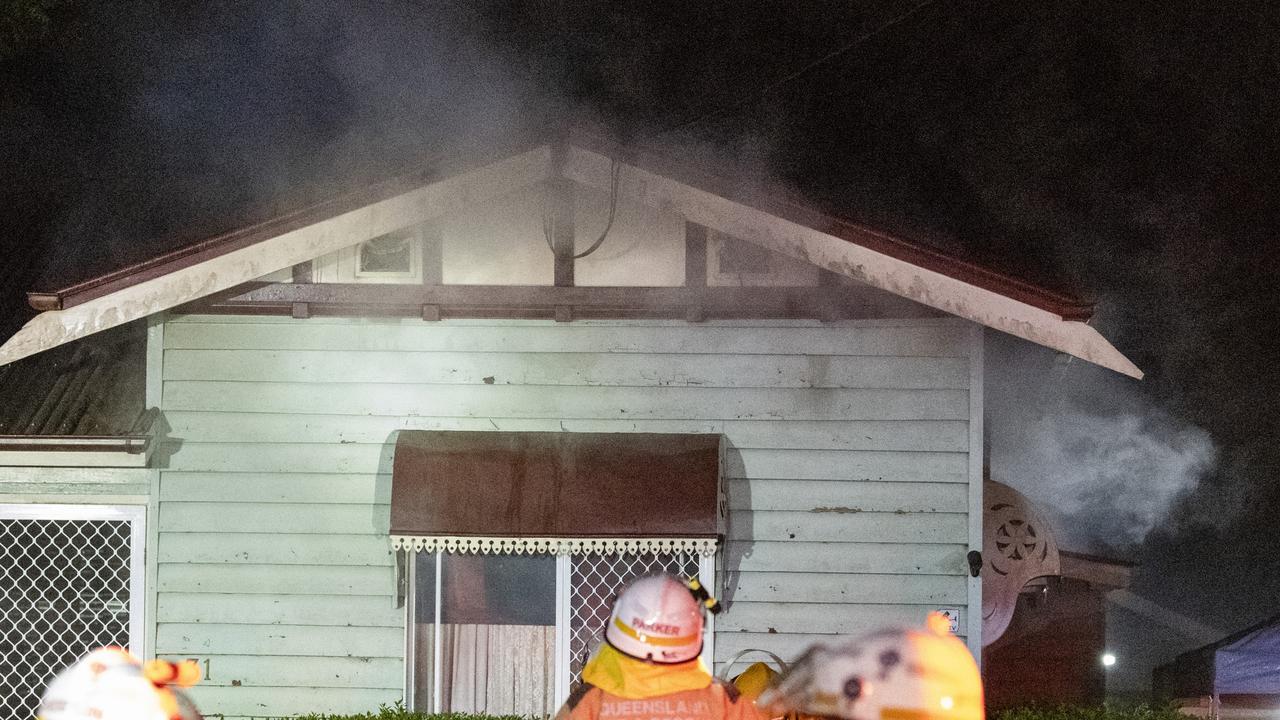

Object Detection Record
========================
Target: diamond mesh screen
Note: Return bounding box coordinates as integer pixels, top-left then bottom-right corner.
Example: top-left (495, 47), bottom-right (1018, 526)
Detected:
top-left (0, 518), bottom-right (134, 720)
top-left (568, 552), bottom-right (700, 684)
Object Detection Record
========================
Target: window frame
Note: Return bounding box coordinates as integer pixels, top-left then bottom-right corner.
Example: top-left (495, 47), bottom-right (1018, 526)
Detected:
top-left (354, 229), bottom-right (421, 280)
top-left (312, 226), bottom-right (433, 284)
top-left (403, 549), bottom-right (716, 712)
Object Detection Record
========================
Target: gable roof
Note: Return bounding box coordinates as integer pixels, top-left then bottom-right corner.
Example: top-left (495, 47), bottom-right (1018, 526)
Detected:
top-left (0, 131), bottom-right (1142, 377)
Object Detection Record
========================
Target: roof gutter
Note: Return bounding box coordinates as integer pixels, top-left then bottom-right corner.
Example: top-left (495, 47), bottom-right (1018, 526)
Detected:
top-left (0, 434), bottom-right (152, 468)
top-left (0, 407), bottom-right (158, 468)
top-left (0, 435), bottom-right (149, 453)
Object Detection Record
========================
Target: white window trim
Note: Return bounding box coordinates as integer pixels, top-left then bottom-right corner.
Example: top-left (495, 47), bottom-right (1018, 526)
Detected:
top-left (403, 547), bottom-right (718, 712)
top-left (0, 503), bottom-right (146, 654)
top-left (553, 554), bottom-right (572, 706)
top-left (313, 227), bottom-right (426, 284)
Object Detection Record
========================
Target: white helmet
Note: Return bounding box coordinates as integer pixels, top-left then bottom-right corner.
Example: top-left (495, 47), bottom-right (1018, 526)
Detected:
top-left (39, 647), bottom-right (203, 720)
top-left (605, 574), bottom-right (705, 663)
top-left (759, 614), bottom-right (984, 720)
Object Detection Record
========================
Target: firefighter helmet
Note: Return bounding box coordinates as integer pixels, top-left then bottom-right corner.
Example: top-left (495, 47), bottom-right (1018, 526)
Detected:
top-left (606, 574), bottom-right (705, 663)
top-left (38, 647), bottom-right (203, 720)
top-left (758, 613), bottom-right (983, 720)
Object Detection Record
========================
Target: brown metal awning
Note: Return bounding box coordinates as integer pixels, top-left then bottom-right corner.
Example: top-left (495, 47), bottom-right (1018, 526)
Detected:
top-left (390, 431), bottom-right (724, 555)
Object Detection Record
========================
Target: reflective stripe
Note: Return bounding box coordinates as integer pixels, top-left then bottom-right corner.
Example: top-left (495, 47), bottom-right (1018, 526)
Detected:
top-left (613, 617), bottom-right (700, 647)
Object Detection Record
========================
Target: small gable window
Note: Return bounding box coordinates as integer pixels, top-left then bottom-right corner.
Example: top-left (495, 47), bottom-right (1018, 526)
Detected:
top-left (358, 230), bottom-right (416, 276)
top-left (311, 224), bottom-right (440, 284)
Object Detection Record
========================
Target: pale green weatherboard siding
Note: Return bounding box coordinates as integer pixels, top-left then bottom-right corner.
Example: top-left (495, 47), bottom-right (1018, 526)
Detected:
top-left (156, 316), bottom-right (974, 718)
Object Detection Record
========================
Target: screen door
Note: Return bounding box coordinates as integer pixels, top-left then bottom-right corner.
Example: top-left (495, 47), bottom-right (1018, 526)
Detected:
top-left (0, 504), bottom-right (145, 720)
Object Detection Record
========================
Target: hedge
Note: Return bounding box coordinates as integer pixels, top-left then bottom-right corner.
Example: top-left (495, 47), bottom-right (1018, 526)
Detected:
top-left (285, 701), bottom-right (1191, 720)
top-left (290, 704), bottom-right (533, 720)
top-left (992, 703), bottom-right (1192, 720)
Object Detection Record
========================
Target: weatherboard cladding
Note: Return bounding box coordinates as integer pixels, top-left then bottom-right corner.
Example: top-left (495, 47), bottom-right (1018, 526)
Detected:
top-left (153, 315), bottom-right (974, 718)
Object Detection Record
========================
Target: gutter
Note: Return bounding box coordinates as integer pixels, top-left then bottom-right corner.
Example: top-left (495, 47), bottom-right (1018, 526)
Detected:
top-left (0, 408), bottom-right (158, 468)
top-left (0, 435), bottom-right (149, 454)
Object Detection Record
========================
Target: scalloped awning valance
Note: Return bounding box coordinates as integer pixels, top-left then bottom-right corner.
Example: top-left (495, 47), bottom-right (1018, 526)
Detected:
top-left (390, 431), bottom-right (724, 554)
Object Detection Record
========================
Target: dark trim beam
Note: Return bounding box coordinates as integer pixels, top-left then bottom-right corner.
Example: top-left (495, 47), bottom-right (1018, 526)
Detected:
top-left (184, 282), bottom-right (942, 321)
top-left (550, 144), bottom-right (575, 287)
top-left (685, 222), bottom-right (707, 288)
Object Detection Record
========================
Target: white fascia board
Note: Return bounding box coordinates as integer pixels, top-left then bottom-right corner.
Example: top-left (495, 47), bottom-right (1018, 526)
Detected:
top-left (0, 146), bottom-right (554, 366)
top-left (0, 449), bottom-right (150, 468)
top-left (564, 146), bottom-right (1142, 379)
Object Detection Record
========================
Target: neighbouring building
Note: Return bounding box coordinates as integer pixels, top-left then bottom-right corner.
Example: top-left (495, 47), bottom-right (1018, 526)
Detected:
top-left (0, 131), bottom-right (1141, 719)
top-left (979, 478), bottom-right (1134, 709)
top-left (1154, 613), bottom-right (1280, 719)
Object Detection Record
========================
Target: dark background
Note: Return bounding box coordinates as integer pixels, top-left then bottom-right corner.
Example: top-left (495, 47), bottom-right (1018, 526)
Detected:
top-left (2, 1), bottom-right (1276, 635)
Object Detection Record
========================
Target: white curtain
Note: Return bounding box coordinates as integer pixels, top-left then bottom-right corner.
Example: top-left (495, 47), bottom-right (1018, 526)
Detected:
top-left (416, 623), bottom-right (556, 717)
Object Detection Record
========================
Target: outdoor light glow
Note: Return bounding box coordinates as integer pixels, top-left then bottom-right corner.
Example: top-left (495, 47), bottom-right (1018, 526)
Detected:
top-left (1102, 653), bottom-right (1117, 667)
top-left (940, 697), bottom-right (955, 710)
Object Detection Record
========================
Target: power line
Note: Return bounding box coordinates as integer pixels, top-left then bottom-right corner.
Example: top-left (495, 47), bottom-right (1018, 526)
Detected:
top-left (660, 0), bottom-right (941, 137)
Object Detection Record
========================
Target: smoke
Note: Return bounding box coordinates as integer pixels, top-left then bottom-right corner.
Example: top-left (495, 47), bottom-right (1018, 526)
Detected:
top-left (988, 338), bottom-right (1222, 553)
top-left (23, 1), bottom-right (547, 284)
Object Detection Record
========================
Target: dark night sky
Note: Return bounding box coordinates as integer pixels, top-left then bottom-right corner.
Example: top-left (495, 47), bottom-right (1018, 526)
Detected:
top-left (2, 1), bottom-right (1277, 634)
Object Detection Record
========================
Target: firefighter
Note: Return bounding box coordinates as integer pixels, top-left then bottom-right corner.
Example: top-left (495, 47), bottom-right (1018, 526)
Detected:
top-left (758, 614), bottom-right (984, 720)
top-left (38, 646), bottom-right (203, 720)
top-left (556, 573), bottom-right (761, 720)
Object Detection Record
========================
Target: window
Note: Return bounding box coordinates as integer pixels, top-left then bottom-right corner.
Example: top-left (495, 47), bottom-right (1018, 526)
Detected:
top-left (358, 230), bottom-right (416, 277)
top-left (0, 505), bottom-right (145, 720)
top-left (566, 551), bottom-right (704, 687)
top-left (310, 224), bottom-right (439, 284)
top-left (392, 430), bottom-right (724, 714)
top-left (410, 552), bottom-right (557, 716)
top-left (717, 235), bottom-right (774, 275)
top-left (706, 231), bottom-right (819, 287)
top-left (406, 548), bottom-right (710, 716)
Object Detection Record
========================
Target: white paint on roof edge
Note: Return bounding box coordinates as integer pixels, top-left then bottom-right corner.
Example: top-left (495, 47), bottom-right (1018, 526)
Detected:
top-left (564, 146), bottom-right (1142, 379)
top-left (0, 147), bottom-right (553, 367)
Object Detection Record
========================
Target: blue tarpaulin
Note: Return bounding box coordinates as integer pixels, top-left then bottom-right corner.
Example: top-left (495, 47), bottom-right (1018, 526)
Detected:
top-left (1156, 613), bottom-right (1280, 698)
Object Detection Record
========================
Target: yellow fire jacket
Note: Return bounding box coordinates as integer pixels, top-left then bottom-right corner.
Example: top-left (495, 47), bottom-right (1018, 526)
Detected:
top-left (556, 645), bottom-right (762, 720)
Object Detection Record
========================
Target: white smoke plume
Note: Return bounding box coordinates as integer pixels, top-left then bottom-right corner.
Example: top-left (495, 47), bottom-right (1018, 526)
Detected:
top-left (988, 339), bottom-right (1220, 552)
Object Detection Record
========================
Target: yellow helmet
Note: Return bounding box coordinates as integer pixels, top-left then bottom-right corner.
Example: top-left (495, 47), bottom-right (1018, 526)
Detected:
top-left (38, 647), bottom-right (203, 720)
top-left (758, 614), bottom-right (983, 720)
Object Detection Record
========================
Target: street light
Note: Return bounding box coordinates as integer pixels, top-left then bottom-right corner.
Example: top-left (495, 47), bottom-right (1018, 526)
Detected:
top-left (1102, 652), bottom-right (1117, 668)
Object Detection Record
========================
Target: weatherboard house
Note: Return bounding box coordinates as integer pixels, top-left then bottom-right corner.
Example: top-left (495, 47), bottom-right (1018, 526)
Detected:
top-left (0, 133), bottom-right (1140, 719)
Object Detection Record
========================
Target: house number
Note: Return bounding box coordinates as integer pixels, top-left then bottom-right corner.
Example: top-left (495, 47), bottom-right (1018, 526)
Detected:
top-left (187, 657), bottom-right (210, 680)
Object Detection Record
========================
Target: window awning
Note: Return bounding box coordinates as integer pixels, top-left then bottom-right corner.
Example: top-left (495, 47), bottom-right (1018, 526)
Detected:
top-left (390, 431), bottom-right (724, 556)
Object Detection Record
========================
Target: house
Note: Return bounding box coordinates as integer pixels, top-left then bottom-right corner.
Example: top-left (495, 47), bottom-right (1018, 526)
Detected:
top-left (0, 130), bottom-right (1141, 719)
